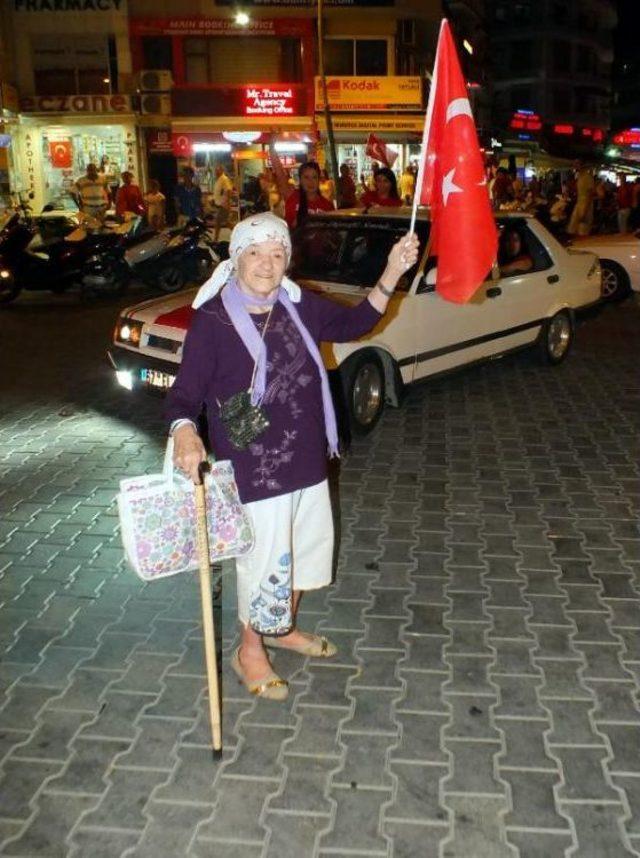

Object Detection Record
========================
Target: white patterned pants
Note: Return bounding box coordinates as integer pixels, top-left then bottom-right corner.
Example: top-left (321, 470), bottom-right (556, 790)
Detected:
top-left (235, 480), bottom-right (334, 634)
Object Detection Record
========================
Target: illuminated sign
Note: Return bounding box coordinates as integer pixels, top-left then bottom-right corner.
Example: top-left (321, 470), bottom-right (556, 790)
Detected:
top-left (553, 124), bottom-right (574, 135)
top-left (20, 94), bottom-right (132, 113)
top-left (613, 129), bottom-right (640, 146)
top-left (315, 76), bottom-right (422, 112)
top-left (509, 111), bottom-right (542, 132)
top-left (244, 86), bottom-right (296, 117)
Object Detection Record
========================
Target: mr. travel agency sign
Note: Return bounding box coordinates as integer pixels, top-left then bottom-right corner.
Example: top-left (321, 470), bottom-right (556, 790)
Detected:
top-left (14, 0), bottom-right (124, 9)
top-left (244, 87), bottom-right (296, 117)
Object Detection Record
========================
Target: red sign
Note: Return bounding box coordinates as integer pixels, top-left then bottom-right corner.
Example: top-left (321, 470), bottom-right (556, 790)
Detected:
top-left (509, 111), bottom-right (542, 132)
top-left (20, 94), bottom-right (132, 114)
top-left (244, 86), bottom-right (296, 117)
top-left (553, 124), bottom-right (574, 135)
top-left (613, 129), bottom-right (640, 145)
top-left (129, 17), bottom-right (311, 37)
top-left (147, 129), bottom-right (173, 153)
top-left (48, 139), bottom-right (72, 169)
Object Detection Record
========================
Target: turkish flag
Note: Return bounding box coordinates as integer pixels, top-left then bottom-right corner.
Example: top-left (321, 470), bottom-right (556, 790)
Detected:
top-left (365, 133), bottom-right (398, 168)
top-left (416, 20), bottom-right (497, 303)
top-left (49, 140), bottom-right (72, 169)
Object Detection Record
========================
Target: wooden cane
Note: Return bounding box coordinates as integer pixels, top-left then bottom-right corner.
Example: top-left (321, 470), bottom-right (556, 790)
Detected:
top-left (194, 461), bottom-right (223, 758)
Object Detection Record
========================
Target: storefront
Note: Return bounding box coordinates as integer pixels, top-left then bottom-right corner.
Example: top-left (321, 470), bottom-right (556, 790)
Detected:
top-left (0, 83), bottom-right (20, 213)
top-left (15, 94), bottom-right (140, 212)
top-left (315, 76), bottom-right (425, 186)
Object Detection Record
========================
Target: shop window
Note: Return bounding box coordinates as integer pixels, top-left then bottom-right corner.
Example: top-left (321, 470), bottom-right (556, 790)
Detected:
top-left (32, 36), bottom-right (111, 96)
top-left (323, 39), bottom-right (388, 76)
top-left (184, 37), bottom-right (301, 84)
top-left (142, 36), bottom-right (173, 72)
top-left (355, 40), bottom-right (387, 75)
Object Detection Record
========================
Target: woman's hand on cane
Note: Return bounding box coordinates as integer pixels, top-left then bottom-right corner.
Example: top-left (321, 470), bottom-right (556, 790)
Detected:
top-left (173, 423), bottom-right (207, 484)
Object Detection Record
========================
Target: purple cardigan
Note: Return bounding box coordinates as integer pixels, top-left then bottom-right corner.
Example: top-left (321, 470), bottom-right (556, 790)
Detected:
top-left (164, 288), bottom-right (382, 503)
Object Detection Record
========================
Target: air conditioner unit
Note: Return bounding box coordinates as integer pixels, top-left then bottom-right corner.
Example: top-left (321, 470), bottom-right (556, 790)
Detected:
top-left (138, 70), bottom-right (173, 92)
top-left (140, 93), bottom-right (172, 115)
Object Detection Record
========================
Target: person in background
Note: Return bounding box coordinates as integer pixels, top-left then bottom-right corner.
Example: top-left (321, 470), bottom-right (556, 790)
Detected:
top-left (399, 166), bottom-right (416, 205)
top-left (337, 163), bottom-right (357, 209)
top-left (212, 164), bottom-right (234, 240)
top-left (75, 163), bottom-right (110, 218)
top-left (269, 135), bottom-right (333, 230)
top-left (630, 178), bottom-right (640, 230)
top-left (319, 168), bottom-right (336, 207)
top-left (367, 162), bottom-right (381, 189)
top-left (567, 160), bottom-right (595, 236)
top-left (491, 167), bottom-right (514, 208)
top-left (617, 176), bottom-right (633, 233)
top-left (144, 179), bottom-right (166, 230)
top-left (359, 167), bottom-right (402, 208)
top-left (115, 171), bottom-right (145, 219)
top-left (175, 167), bottom-right (203, 226)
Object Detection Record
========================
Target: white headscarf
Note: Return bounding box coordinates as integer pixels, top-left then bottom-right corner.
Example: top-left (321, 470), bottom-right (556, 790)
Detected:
top-left (192, 212), bottom-right (301, 309)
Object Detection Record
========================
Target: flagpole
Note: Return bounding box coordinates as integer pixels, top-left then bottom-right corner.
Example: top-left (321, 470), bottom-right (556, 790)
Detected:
top-left (409, 18), bottom-right (446, 236)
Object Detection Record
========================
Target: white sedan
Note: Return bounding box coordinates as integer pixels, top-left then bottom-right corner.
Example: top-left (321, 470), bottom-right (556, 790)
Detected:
top-left (109, 209), bottom-right (601, 434)
top-left (569, 230), bottom-right (640, 301)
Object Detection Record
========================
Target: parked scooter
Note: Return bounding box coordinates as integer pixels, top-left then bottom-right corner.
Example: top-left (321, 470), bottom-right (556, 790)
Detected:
top-left (84, 217), bottom-right (228, 295)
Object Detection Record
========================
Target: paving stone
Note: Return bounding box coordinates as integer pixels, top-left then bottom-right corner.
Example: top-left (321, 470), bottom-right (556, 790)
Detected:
top-left (115, 716), bottom-right (189, 769)
top-left (533, 627), bottom-right (581, 660)
top-left (441, 795), bottom-right (516, 858)
top-left (392, 711), bottom-right (448, 764)
top-left (545, 699), bottom-right (605, 746)
top-left (46, 735), bottom-right (130, 794)
top-left (110, 652), bottom-right (179, 694)
top-left (299, 663), bottom-right (357, 708)
top-left (560, 803), bottom-right (637, 857)
top-left (598, 724), bottom-right (640, 775)
top-left (224, 724), bottom-right (293, 780)
top-left (444, 655), bottom-right (494, 696)
top-left (612, 775), bottom-right (640, 836)
top-left (197, 776), bottom-right (275, 843)
top-left (446, 622), bottom-right (493, 656)
top-left (553, 746), bottom-right (621, 802)
top-left (125, 801), bottom-right (212, 858)
top-left (588, 680), bottom-right (640, 724)
top-left (263, 812), bottom-right (328, 858)
top-left (319, 786), bottom-right (391, 854)
top-left (506, 830), bottom-right (574, 857)
top-left (342, 688), bottom-right (399, 735)
top-left (1, 792), bottom-right (99, 857)
top-left (443, 739), bottom-right (504, 796)
top-left (10, 709), bottom-right (94, 762)
top-left (503, 769), bottom-right (569, 831)
top-left (80, 767), bottom-right (168, 831)
top-left (537, 660), bottom-right (593, 701)
top-left (269, 753), bottom-right (335, 812)
top-left (397, 670), bottom-right (449, 714)
top-left (498, 718), bottom-right (555, 770)
top-left (572, 612), bottom-right (622, 644)
top-left (0, 757), bottom-right (63, 818)
top-left (69, 826), bottom-right (142, 857)
top-left (444, 695), bottom-right (498, 741)
top-left (386, 761), bottom-right (448, 823)
top-left (402, 635), bottom-right (448, 672)
top-left (0, 684), bottom-right (57, 731)
top-left (283, 705), bottom-right (343, 758)
top-left (352, 648), bottom-right (403, 689)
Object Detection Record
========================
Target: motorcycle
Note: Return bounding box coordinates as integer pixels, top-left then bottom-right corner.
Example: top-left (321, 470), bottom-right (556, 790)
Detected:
top-left (0, 201), bottom-right (144, 304)
top-left (84, 217), bottom-right (228, 295)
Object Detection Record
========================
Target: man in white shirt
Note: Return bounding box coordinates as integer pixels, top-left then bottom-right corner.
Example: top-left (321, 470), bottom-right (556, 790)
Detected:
top-left (211, 164), bottom-right (234, 240)
top-left (75, 163), bottom-right (109, 218)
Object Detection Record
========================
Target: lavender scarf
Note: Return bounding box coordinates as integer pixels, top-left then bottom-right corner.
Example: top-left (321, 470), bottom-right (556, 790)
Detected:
top-left (221, 277), bottom-right (339, 458)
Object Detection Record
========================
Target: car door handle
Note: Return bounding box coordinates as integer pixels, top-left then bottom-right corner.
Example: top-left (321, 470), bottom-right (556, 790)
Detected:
top-left (547, 274), bottom-right (560, 284)
top-left (486, 286), bottom-right (502, 298)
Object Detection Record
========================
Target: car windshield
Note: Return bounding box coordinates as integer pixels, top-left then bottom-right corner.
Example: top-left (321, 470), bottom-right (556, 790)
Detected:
top-left (290, 216), bottom-right (430, 289)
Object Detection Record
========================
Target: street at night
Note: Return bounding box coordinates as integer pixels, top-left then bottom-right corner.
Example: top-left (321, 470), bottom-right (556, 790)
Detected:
top-left (1, 290), bottom-right (639, 856)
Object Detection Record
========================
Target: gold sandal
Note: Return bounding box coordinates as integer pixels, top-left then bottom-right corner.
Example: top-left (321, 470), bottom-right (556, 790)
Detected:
top-left (262, 632), bottom-right (337, 658)
top-left (231, 648), bottom-right (289, 701)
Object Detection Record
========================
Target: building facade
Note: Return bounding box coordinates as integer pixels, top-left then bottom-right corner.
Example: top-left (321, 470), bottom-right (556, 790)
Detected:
top-left (489, 0), bottom-right (616, 167)
top-left (4, 0), bottom-right (443, 212)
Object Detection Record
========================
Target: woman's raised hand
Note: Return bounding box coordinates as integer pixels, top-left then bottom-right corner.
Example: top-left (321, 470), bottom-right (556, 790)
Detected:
top-left (387, 232), bottom-right (420, 276)
top-left (172, 423), bottom-right (207, 484)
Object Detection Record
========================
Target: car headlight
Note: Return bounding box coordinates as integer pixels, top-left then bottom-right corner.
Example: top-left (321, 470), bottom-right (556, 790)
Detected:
top-left (114, 317), bottom-right (143, 346)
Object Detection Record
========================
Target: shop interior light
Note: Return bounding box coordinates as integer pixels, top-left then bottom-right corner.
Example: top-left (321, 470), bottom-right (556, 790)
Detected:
top-left (193, 143), bottom-right (232, 153)
top-left (235, 11), bottom-right (250, 26)
top-left (223, 131), bottom-right (262, 143)
top-left (274, 142), bottom-right (307, 153)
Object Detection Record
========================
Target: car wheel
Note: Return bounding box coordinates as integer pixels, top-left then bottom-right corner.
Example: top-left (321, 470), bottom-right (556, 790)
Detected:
top-left (538, 310), bottom-right (573, 365)
top-left (0, 272), bottom-right (21, 305)
top-left (157, 265), bottom-right (185, 294)
top-left (341, 350), bottom-right (386, 435)
top-left (600, 259), bottom-right (631, 302)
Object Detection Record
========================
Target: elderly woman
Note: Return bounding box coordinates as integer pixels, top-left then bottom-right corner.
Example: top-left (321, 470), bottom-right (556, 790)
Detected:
top-left (165, 213), bottom-right (418, 701)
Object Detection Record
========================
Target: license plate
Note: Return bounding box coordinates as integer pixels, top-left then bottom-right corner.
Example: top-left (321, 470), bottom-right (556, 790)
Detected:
top-left (139, 368), bottom-right (175, 389)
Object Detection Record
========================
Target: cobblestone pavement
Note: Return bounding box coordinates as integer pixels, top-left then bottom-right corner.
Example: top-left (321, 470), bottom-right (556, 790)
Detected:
top-left (1, 290), bottom-right (639, 857)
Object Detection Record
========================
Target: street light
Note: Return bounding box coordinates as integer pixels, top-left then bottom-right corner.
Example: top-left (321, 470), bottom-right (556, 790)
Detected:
top-left (463, 39), bottom-right (474, 55)
top-left (235, 11), bottom-right (250, 26)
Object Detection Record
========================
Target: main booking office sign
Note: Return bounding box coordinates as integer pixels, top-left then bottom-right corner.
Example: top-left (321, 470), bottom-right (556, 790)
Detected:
top-left (216, 0), bottom-right (393, 5)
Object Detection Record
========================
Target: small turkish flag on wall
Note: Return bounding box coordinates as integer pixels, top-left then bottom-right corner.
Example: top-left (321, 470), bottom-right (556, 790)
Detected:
top-left (49, 140), bottom-right (73, 169)
top-left (416, 19), bottom-right (497, 303)
top-left (365, 133), bottom-right (398, 168)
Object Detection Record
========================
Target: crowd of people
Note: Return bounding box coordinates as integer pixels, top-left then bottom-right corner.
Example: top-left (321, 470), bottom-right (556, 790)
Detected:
top-left (488, 159), bottom-right (640, 237)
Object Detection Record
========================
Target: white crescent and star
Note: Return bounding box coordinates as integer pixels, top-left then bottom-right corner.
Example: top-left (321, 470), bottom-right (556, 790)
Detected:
top-left (440, 97), bottom-right (476, 206)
